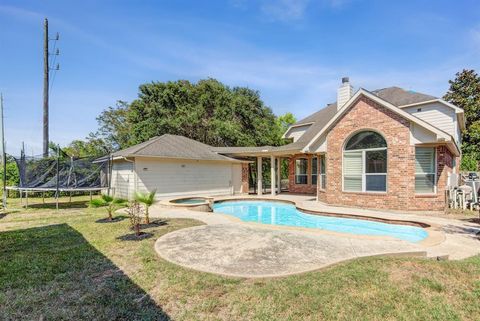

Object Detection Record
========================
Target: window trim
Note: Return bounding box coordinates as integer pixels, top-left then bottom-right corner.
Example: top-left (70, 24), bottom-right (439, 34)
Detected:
top-left (342, 146), bottom-right (388, 193)
top-left (295, 158), bottom-right (308, 185)
top-left (415, 147), bottom-right (437, 195)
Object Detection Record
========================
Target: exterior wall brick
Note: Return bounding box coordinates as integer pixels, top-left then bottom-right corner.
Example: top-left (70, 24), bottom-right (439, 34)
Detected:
top-left (288, 154), bottom-right (317, 194)
top-left (312, 96), bottom-right (454, 211)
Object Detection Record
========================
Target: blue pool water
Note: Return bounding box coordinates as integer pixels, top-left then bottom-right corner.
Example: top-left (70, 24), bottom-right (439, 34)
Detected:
top-left (213, 201), bottom-right (428, 243)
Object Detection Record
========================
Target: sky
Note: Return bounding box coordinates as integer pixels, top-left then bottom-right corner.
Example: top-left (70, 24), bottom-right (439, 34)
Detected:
top-left (0, 0), bottom-right (479, 155)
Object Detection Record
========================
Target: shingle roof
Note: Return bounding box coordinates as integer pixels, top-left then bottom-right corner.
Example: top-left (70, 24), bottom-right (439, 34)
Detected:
top-left (371, 87), bottom-right (437, 106)
top-left (112, 134), bottom-right (244, 162)
top-left (214, 86), bottom-right (440, 155)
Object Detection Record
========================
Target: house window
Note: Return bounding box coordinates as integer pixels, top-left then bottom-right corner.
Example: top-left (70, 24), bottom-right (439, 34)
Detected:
top-left (295, 158), bottom-right (308, 184)
top-left (415, 147), bottom-right (436, 193)
top-left (320, 155), bottom-right (326, 190)
top-left (343, 131), bottom-right (387, 192)
top-left (312, 157), bottom-right (318, 185)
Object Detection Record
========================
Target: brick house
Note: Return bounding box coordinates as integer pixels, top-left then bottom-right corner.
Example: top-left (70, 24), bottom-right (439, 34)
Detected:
top-left (216, 78), bottom-right (464, 211)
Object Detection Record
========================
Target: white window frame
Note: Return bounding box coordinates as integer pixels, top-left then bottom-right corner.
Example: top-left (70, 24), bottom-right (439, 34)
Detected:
top-left (343, 147), bottom-right (387, 193)
top-left (295, 158), bottom-right (308, 185)
top-left (415, 147), bottom-right (437, 195)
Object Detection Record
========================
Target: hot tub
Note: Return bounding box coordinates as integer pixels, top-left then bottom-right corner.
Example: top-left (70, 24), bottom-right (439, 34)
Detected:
top-left (164, 197), bottom-right (213, 212)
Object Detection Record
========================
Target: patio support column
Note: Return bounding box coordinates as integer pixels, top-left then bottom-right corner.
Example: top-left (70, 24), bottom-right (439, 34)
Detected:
top-left (271, 155), bottom-right (276, 196)
top-left (257, 156), bottom-right (263, 195)
top-left (277, 157), bottom-right (281, 194)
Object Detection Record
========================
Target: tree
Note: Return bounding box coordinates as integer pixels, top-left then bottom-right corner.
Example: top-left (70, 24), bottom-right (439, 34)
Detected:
top-left (127, 79), bottom-right (283, 147)
top-left (89, 194), bottom-right (127, 221)
top-left (444, 69), bottom-right (480, 170)
top-left (94, 101), bottom-right (131, 150)
top-left (134, 189), bottom-right (156, 224)
top-left (63, 135), bottom-right (110, 158)
top-left (0, 156), bottom-right (20, 195)
top-left (276, 112), bottom-right (297, 135)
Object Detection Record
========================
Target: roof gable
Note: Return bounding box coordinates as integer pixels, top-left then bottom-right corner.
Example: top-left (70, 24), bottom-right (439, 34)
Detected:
top-left (302, 89), bottom-right (458, 155)
top-left (113, 134), bottom-right (245, 162)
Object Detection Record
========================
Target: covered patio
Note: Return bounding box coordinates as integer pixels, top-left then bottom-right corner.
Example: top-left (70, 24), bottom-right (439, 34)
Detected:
top-left (213, 146), bottom-right (323, 197)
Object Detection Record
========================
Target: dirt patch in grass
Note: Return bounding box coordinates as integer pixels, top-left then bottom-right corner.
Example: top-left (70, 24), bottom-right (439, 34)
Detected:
top-left (95, 216), bottom-right (127, 223)
top-left (117, 232), bottom-right (155, 241)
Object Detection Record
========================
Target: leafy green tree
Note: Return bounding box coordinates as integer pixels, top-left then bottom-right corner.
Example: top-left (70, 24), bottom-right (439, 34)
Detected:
top-left (0, 156), bottom-right (20, 196)
top-left (63, 136), bottom-right (110, 158)
top-left (134, 189), bottom-right (156, 224)
top-left (444, 69), bottom-right (480, 170)
top-left (127, 79), bottom-right (283, 147)
top-left (89, 194), bottom-right (127, 221)
top-left (276, 112), bottom-right (297, 135)
top-left (94, 101), bottom-right (131, 150)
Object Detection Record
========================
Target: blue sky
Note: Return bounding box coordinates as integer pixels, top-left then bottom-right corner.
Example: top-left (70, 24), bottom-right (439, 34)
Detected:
top-left (1, 0), bottom-right (479, 155)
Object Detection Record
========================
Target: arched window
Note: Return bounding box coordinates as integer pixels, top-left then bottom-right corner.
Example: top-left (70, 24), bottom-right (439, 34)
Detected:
top-left (343, 131), bottom-right (387, 192)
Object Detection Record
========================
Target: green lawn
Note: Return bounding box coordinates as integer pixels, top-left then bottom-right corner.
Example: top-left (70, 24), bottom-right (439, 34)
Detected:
top-left (1, 196), bottom-right (479, 321)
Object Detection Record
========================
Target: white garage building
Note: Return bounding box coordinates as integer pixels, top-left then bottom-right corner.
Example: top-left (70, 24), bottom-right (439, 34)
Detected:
top-left (110, 134), bottom-right (249, 200)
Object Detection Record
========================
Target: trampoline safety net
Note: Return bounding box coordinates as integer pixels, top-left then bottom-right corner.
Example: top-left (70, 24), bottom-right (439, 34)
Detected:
top-left (14, 154), bottom-right (109, 189)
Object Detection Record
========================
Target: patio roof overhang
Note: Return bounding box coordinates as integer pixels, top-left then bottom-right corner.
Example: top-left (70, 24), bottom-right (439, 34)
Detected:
top-left (215, 149), bottom-right (304, 158)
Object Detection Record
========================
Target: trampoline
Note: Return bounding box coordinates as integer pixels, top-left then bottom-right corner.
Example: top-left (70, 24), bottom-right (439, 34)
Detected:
top-left (6, 149), bottom-right (111, 209)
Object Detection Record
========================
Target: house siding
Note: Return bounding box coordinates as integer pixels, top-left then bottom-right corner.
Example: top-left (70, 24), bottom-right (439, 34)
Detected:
top-left (317, 96), bottom-right (453, 211)
top-left (111, 160), bottom-right (135, 200)
top-left (403, 102), bottom-right (458, 143)
top-left (134, 157), bottom-right (244, 199)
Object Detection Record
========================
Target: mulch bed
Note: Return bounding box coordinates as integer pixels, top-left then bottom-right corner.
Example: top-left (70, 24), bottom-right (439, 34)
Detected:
top-left (117, 232), bottom-right (154, 241)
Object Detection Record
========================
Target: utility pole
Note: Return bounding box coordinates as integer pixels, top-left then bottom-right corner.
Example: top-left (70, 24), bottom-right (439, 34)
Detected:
top-left (42, 18), bottom-right (60, 158)
top-left (0, 94), bottom-right (6, 209)
top-left (43, 18), bottom-right (49, 158)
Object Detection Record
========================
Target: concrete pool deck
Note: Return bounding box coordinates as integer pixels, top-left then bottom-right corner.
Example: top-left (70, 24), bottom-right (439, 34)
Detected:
top-left (151, 194), bottom-right (480, 278)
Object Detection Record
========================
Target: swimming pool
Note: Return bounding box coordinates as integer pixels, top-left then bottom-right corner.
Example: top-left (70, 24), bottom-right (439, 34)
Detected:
top-left (213, 201), bottom-right (428, 243)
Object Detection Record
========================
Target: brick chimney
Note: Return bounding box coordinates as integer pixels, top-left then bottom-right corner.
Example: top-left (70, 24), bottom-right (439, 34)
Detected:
top-left (337, 77), bottom-right (353, 110)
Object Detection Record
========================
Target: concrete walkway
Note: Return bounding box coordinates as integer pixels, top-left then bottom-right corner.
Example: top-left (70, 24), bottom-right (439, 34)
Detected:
top-left (151, 194), bottom-right (480, 278)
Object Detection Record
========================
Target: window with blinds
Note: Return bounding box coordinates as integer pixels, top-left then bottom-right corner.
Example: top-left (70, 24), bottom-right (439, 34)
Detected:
top-left (343, 131), bottom-right (387, 192)
top-left (415, 147), bottom-right (436, 193)
top-left (295, 158), bottom-right (308, 184)
top-left (344, 151), bottom-right (363, 191)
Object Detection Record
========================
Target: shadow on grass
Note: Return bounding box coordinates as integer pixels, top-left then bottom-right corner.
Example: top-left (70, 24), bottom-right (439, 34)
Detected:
top-left (117, 232), bottom-right (155, 241)
top-left (26, 200), bottom-right (90, 209)
top-left (95, 216), bottom-right (128, 223)
top-left (0, 224), bottom-right (170, 320)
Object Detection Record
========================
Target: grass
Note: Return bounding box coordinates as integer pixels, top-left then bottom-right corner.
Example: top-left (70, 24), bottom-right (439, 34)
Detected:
top-left (1, 196), bottom-right (480, 320)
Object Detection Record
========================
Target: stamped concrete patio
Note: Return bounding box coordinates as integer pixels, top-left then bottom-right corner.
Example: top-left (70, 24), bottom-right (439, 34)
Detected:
top-left (151, 194), bottom-right (480, 278)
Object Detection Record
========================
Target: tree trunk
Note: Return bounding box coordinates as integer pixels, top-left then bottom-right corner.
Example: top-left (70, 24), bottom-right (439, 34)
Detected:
top-left (145, 207), bottom-right (150, 224)
top-left (108, 209), bottom-right (113, 221)
top-left (134, 223), bottom-right (140, 236)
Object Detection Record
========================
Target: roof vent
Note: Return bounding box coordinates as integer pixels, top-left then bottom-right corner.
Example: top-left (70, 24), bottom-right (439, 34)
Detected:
top-left (337, 77), bottom-right (353, 110)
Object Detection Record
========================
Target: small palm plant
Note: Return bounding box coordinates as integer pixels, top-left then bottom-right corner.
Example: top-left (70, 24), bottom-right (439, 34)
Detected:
top-left (126, 201), bottom-right (144, 236)
top-left (134, 189), bottom-right (157, 224)
top-left (90, 194), bottom-right (127, 221)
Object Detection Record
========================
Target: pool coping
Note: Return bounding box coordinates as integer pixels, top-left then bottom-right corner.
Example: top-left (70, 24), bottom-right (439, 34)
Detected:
top-left (212, 197), bottom-right (445, 247)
